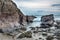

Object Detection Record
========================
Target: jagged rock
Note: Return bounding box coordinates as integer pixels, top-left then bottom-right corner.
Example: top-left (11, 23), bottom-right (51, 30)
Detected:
top-left (19, 15), bottom-right (36, 25)
top-left (0, 0), bottom-right (36, 35)
top-left (40, 14), bottom-right (54, 28)
top-left (0, 0), bottom-right (26, 35)
top-left (54, 20), bottom-right (60, 29)
top-left (26, 16), bottom-right (36, 23)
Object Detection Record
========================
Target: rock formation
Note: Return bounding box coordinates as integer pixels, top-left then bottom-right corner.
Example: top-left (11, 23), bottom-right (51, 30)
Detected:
top-left (54, 29), bottom-right (60, 40)
top-left (54, 20), bottom-right (60, 29)
top-left (0, 0), bottom-right (21, 33)
top-left (40, 14), bottom-right (54, 28)
top-left (26, 16), bottom-right (36, 23)
top-left (0, 0), bottom-right (36, 34)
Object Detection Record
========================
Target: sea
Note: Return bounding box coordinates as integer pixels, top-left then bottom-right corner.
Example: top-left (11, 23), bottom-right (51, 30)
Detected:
top-left (26, 15), bottom-right (60, 31)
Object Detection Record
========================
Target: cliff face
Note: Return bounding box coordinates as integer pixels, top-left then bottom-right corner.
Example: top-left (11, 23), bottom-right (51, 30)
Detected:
top-left (0, 0), bottom-right (36, 33)
top-left (0, 0), bottom-right (25, 33)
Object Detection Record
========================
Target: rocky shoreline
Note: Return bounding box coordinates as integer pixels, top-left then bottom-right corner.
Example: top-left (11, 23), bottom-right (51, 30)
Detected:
top-left (0, 0), bottom-right (60, 40)
top-left (0, 0), bottom-right (36, 37)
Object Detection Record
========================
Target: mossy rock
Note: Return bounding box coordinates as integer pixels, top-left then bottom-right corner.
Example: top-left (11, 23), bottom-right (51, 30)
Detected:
top-left (18, 31), bottom-right (32, 38)
top-left (25, 31), bottom-right (32, 38)
top-left (18, 33), bottom-right (25, 39)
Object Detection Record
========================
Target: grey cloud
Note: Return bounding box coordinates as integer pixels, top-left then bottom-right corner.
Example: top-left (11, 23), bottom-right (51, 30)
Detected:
top-left (52, 4), bottom-right (60, 7)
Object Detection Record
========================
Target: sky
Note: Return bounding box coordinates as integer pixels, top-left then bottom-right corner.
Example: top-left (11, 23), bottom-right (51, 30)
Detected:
top-left (12, 0), bottom-right (60, 16)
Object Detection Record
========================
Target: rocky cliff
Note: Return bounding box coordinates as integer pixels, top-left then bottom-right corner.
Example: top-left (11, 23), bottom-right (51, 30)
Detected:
top-left (0, 0), bottom-right (36, 34)
top-left (0, 0), bottom-right (24, 33)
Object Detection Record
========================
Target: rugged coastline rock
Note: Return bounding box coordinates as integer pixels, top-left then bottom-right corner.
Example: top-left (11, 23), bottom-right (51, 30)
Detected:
top-left (54, 20), bottom-right (60, 29)
top-left (0, 0), bottom-right (20, 33)
top-left (0, 0), bottom-right (36, 34)
top-left (40, 14), bottom-right (54, 28)
top-left (26, 16), bottom-right (36, 23)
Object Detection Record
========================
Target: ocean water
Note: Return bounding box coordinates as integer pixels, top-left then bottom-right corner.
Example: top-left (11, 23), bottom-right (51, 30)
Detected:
top-left (26, 15), bottom-right (60, 31)
top-left (29, 15), bottom-right (60, 27)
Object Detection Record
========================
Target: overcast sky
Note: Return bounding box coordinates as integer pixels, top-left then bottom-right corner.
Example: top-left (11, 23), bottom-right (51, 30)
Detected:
top-left (12, 0), bottom-right (60, 16)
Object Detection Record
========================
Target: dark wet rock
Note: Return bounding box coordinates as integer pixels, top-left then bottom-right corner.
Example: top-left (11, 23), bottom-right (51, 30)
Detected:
top-left (0, 29), bottom-right (4, 33)
top-left (18, 31), bottom-right (32, 38)
top-left (54, 29), bottom-right (60, 40)
top-left (40, 14), bottom-right (54, 28)
top-left (24, 31), bottom-right (32, 38)
top-left (33, 31), bottom-right (38, 33)
top-left (54, 20), bottom-right (60, 29)
top-left (41, 14), bottom-right (54, 22)
top-left (30, 27), bottom-right (35, 30)
top-left (46, 36), bottom-right (54, 40)
top-left (26, 15), bottom-right (36, 23)
top-left (42, 32), bottom-right (47, 36)
top-left (20, 27), bottom-right (27, 31)
top-left (19, 15), bottom-right (36, 25)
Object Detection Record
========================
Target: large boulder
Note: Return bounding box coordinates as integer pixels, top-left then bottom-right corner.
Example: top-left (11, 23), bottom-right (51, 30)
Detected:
top-left (40, 14), bottom-right (54, 28)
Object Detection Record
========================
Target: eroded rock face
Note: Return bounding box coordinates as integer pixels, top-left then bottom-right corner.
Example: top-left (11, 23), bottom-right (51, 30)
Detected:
top-left (0, 0), bottom-right (24, 34)
top-left (40, 14), bottom-right (54, 28)
top-left (19, 15), bottom-right (36, 25)
top-left (0, 0), bottom-right (36, 34)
